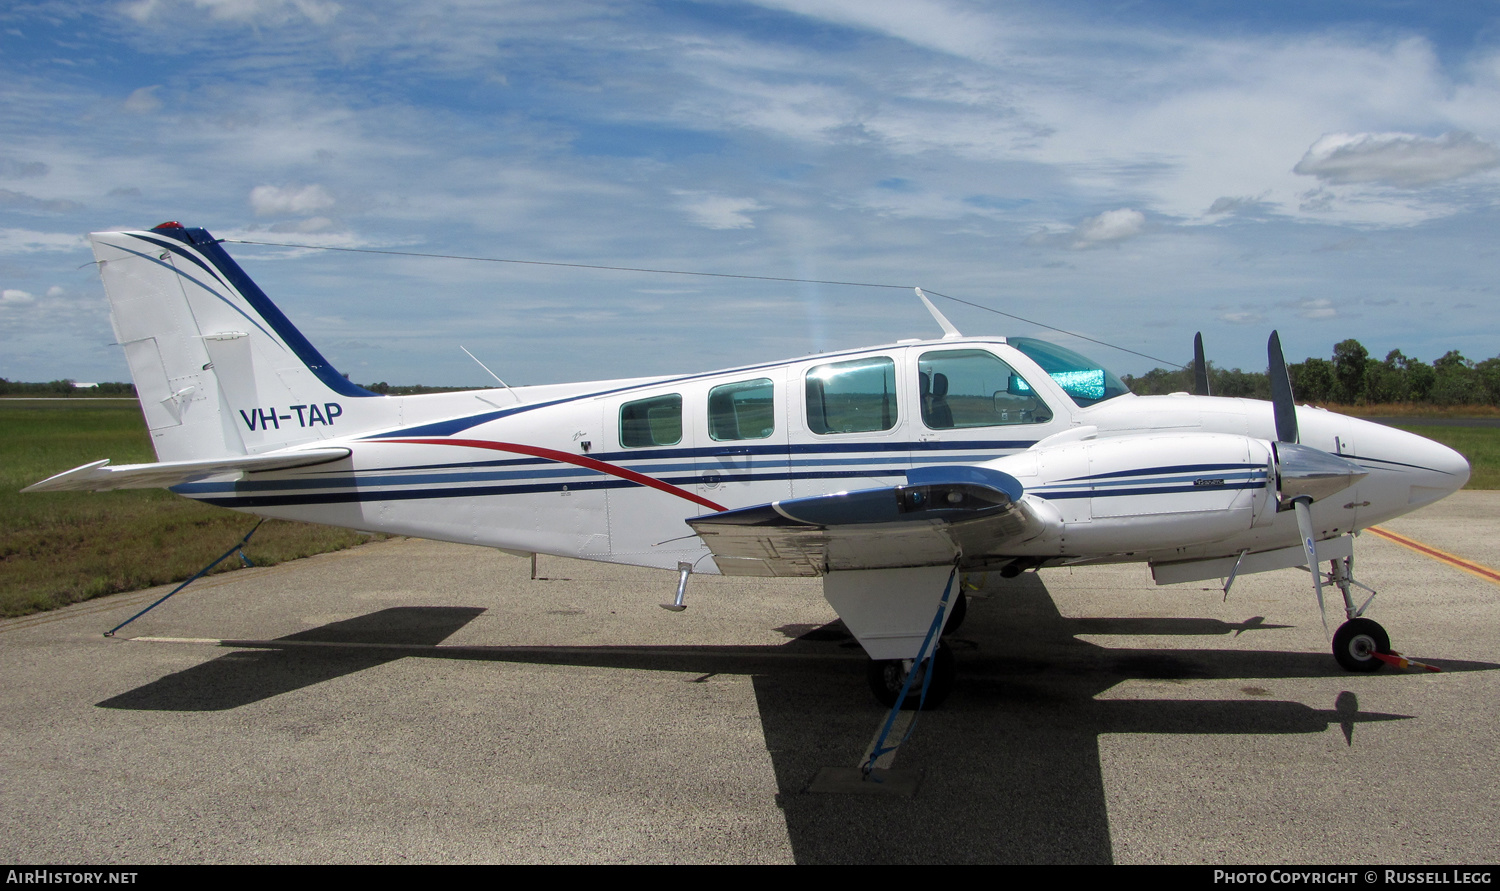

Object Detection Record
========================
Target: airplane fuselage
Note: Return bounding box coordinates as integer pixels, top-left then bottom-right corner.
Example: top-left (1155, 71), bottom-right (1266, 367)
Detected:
top-left (166, 335), bottom-right (1469, 581)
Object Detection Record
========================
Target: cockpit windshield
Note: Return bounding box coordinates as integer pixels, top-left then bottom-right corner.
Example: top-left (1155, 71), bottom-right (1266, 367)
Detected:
top-left (1008, 337), bottom-right (1131, 407)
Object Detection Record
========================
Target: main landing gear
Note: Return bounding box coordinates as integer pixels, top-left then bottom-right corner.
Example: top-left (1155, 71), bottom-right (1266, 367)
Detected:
top-left (867, 642), bottom-right (956, 710)
top-left (865, 592), bottom-right (967, 709)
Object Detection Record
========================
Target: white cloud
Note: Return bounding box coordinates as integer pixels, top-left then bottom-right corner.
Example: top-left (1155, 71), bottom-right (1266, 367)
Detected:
top-left (749, 0), bottom-right (1015, 63)
top-left (1219, 310), bottom-right (1266, 326)
top-left (1294, 131), bottom-right (1500, 188)
top-left (2, 288), bottom-right (36, 304)
top-left (1295, 299), bottom-right (1337, 320)
top-left (674, 191), bottom-right (765, 230)
top-left (268, 216), bottom-right (335, 233)
top-left (1070, 208), bottom-right (1145, 248)
top-left (0, 229), bottom-right (87, 254)
top-left (123, 86), bottom-right (162, 114)
top-left (1207, 195), bottom-right (1269, 216)
top-left (123, 0), bottom-right (340, 26)
top-left (249, 183), bottom-right (336, 216)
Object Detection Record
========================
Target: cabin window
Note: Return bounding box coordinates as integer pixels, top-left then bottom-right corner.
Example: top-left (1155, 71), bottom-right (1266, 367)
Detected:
top-left (620, 394), bottom-right (682, 447)
top-left (1008, 337), bottom-right (1131, 407)
top-left (805, 357), bottom-right (897, 435)
top-left (918, 349), bottom-right (1053, 428)
top-left (708, 379), bottom-right (775, 441)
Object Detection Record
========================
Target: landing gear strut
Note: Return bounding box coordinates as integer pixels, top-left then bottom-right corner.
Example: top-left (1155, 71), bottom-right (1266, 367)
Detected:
top-left (942, 591), bottom-right (968, 635)
top-left (1326, 554), bottom-right (1389, 672)
top-left (867, 642), bottom-right (955, 710)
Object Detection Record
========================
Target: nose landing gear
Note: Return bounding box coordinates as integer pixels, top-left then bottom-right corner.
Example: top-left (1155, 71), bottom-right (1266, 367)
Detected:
top-left (1331, 617), bottom-right (1389, 672)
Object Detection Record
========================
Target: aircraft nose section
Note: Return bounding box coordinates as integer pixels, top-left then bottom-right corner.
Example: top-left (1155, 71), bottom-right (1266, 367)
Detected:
top-left (1397, 428), bottom-right (1470, 507)
top-left (1425, 436), bottom-right (1471, 490)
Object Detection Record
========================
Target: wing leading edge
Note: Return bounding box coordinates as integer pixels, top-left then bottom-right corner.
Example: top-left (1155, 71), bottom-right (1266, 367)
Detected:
top-left (687, 465), bottom-right (1048, 577)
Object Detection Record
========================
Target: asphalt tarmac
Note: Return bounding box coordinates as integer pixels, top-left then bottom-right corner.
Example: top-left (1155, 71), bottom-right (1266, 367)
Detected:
top-left (2, 492), bottom-right (1496, 864)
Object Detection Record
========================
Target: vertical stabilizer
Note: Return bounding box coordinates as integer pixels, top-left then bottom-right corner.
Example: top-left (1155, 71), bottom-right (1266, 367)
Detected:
top-left (92, 224), bottom-right (394, 462)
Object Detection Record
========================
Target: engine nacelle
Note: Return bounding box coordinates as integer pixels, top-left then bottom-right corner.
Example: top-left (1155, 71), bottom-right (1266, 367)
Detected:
top-left (991, 432), bottom-right (1275, 555)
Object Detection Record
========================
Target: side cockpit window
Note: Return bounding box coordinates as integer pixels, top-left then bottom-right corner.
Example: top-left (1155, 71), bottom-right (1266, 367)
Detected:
top-left (806, 357), bottom-right (897, 435)
top-left (1008, 337), bottom-right (1131, 407)
top-left (708, 379), bottom-right (775, 441)
top-left (620, 394), bottom-right (682, 447)
top-left (919, 349), bottom-right (1053, 428)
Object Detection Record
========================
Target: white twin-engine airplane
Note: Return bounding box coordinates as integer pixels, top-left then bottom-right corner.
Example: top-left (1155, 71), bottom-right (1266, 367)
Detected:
top-left (29, 223), bottom-right (1471, 707)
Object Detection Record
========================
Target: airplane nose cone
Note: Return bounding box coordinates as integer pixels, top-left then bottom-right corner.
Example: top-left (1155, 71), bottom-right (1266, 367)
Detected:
top-left (1428, 437), bottom-right (1471, 487)
top-left (1402, 430), bottom-right (1470, 506)
top-left (1339, 418), bottom-right (1470, 516)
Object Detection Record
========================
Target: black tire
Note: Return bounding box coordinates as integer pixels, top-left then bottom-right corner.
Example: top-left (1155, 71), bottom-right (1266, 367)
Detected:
top-left (866, 643), bottom-right (956, 710)
top-left (942, 591), bottom-right (968, 635)
top-left (1332, 618), bottom-right (1390, 672)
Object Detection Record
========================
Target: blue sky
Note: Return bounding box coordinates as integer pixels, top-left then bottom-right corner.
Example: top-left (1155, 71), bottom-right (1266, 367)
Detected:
top-left (2, 0), bottom-right (1497, 387)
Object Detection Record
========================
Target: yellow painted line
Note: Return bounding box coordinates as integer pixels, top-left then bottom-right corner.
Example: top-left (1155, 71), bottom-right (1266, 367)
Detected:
top-left (1367, 526), bottom-right (1500, 586)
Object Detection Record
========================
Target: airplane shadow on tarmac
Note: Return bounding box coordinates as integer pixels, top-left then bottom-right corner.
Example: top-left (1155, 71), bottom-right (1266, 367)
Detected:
top-left (98, 574), bottom-right (1496, 864)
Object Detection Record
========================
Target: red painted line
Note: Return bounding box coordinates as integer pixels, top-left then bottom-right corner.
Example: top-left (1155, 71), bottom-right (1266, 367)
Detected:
top-left (1367, 526), bottom-right (1500, 584)
top-left (378, 437), bottom-right (728, 513)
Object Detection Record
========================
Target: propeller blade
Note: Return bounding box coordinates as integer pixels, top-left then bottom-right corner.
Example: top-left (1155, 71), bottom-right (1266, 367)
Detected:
top-left (1268, 330), bottom-right (1298, 443)
top-left (1292, 498), bottom-right (1329, 634)
top-left (1193, 332), bottom-right (1210, 396)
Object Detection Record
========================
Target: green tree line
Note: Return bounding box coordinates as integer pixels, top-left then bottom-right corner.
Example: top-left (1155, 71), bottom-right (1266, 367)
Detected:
top-left (1, 379), bottom-right (476, 398)
top-left (1122, 340), bottom-right (1500, 406)
top-left (0, 379), bottom-right (136, 397)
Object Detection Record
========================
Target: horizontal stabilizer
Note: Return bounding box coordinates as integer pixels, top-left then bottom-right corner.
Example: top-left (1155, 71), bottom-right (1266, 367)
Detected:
top-left (23, 448), bottom-right (351, 493)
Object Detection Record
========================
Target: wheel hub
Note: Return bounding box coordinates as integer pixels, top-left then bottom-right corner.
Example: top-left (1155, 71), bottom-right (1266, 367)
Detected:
top-left (1348, 635), bottom-right (1375, 660)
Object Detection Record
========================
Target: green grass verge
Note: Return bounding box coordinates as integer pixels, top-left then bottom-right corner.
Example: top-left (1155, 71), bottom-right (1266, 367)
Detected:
top-left (1, 400), bottom-right (379, 618)
top-left (1386, 424), bottom-right (1499, 490)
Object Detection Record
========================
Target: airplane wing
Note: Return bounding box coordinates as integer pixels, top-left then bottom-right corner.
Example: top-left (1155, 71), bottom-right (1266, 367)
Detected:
top-left (23, 448), bottom-right (352, 493)
top-left (687, 465), bottom-right (1051, 577)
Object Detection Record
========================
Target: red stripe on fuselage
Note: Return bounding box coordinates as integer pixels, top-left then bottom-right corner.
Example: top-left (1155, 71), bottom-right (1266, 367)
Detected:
top-left (378, 438), bottom-right (728, 513)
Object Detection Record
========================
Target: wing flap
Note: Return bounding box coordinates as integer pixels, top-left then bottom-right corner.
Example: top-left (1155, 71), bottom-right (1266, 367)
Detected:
top-left (23, 447), bottom-right (352, 493)
top-left (688, 465), bottom-right (1048, 576)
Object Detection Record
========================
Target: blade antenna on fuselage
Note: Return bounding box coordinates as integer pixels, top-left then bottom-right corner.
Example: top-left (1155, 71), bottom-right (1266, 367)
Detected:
top-left (914, 288), bottom-right (963, 339)
top-left (461, 345), bottom-right (512, 390)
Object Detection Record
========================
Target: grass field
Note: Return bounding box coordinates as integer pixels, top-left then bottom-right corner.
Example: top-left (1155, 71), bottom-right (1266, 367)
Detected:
top-left (1, 400), bottom-right (376, 618)
top-left (2, 399), bottom-right (1494, 619)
